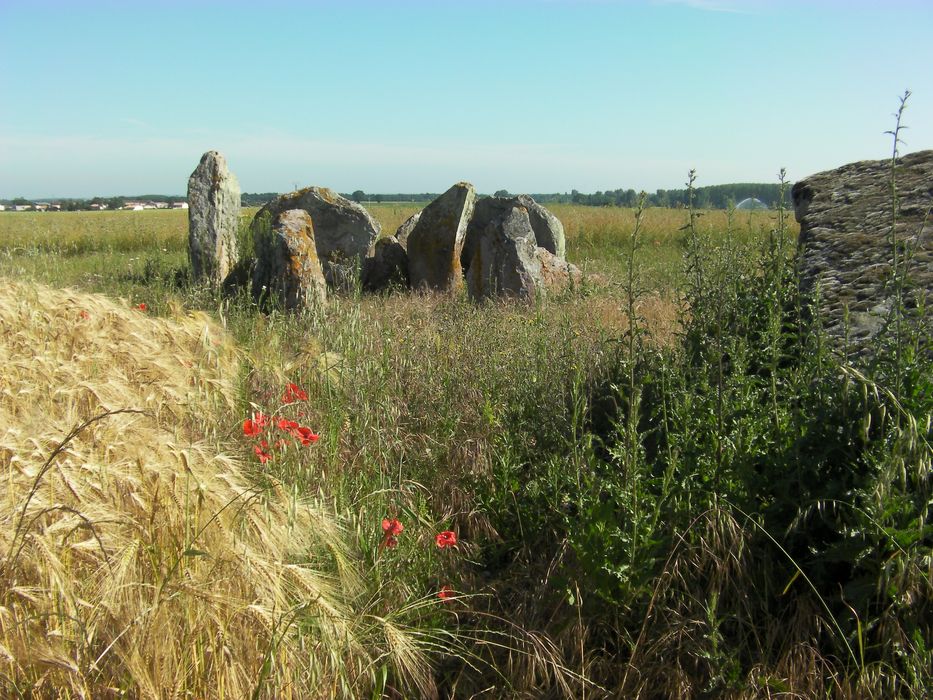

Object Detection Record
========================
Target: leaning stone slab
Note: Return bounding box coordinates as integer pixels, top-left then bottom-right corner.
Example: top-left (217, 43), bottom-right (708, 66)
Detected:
top-left (188, 150), bottom-right (241, 286)
top-left (362, 236), bottom-right (409, 292)
top-left (251, 209), bottom-right (326, 310)
top-left (466, 206), bottom-right (542, 302)
top-left (462, 194), bottom-right (565, 272)
top-left (407, 182), bottom-right (476, 291)
top-left (793, 150), bottom-right (933, 348)
top-left (395, 211), bottom-right (421, 251)
top-left (255, 187), bottom-right (380, 289)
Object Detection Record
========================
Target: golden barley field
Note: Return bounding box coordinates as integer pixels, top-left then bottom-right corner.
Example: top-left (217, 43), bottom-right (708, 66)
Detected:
top-left (0, 280), bottom-right (439, 698)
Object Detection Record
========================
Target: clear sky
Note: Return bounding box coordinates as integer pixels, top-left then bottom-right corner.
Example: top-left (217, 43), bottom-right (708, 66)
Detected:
top-left (1, 0), bottom-right (931, 198)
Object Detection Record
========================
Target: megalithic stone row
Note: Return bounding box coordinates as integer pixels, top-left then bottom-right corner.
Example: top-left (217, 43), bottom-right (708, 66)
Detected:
top-left (254, 187), bottom-right (381, 289)
top-left (407, 182), bottom-right (476, 291)
top-left (251, 209), bottom-right (326, 310)
top-left (792, 149), bottom-right (933, 349)
top-left (187, 150), bottom-right (241, 286)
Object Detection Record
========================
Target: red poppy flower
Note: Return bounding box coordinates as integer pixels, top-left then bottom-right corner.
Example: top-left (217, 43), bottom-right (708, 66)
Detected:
top-left (282, 382), bottom-right (308, 404)
top-left (438, 585), bottom-right (455, 600)
top-left (243, 412), bottom-right (270, 436)
top-left (382, 518), bottom-right (404, 536)
top-left (435, 531), bottom-right (457, 549)
top-left (292, 426), bottom-right (319, 445)
top-left (254, 441), bottom-right (272, 463)
top-left (277, 417), bottom-right (298, 431)
top-left (78, 310), bottom-right (90, 320)
top-left (135, 303), bottom-right (148, 312)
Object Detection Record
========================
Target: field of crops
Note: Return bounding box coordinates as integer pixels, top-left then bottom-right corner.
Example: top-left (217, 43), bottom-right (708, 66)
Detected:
top-left (1, 202), bottom-right (929, 699)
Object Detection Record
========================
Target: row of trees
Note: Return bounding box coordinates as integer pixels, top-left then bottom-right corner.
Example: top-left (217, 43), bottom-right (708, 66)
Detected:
top-left (4, 183), bottom-right (789, 212)
top-left (328, 183), bottom-right (788, 209)
top-left (534, 182), bottom-right (788, 208)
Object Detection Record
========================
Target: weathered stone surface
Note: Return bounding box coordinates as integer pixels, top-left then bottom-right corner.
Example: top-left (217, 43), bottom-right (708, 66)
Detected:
top-left (361, 236), bottom-right (409, 292)
top-left (537, 248), bottom-right (583, 293)
top-left (251, 209), bottom-right (326, 309)
top-left (466, 206), bottom-right (542, 302)
top-left (407, 183), bottom-right (476, 291)
top-left (793, 150), bottom-right (933, 346)
top-left (254, 187), bottom-right (380, 289)
top-left (462, 194), bottom-right (565, 271)
top-left (188, 151), bottom-right (241, 286)
top-left (395, 212), bottom-right (421, 251)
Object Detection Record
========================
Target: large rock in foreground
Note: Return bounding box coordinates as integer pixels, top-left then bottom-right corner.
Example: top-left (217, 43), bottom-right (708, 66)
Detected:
top-left (255, 187), bottom-right (380, 289)
top-left (462, 194), bottom-right (565, 272)
top-left (188, 151), bottom-right (241, 286)
top-left (407, 182), bottom-right (476, 291)
top-left (251, 209), bottom-right (326, 310)
top-left (466, 206), bottom-right (542, 302)
top-left (793, 150), bottom-right (933, 347)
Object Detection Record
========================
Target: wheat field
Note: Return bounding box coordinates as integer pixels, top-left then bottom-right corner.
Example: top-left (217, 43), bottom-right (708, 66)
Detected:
top-left (0, 280), bottom-right (438, 698)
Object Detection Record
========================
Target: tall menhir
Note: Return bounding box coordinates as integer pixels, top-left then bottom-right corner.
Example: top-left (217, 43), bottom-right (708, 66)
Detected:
top-left (187, 150), bottom-right (241, 286)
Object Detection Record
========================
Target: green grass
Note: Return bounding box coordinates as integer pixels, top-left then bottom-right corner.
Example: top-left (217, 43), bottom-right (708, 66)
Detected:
top-left (1, 198), bottom-right (929, 699)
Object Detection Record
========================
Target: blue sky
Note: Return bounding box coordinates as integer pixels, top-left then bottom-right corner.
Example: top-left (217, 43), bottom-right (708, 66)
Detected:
top-left (1, 0), bottom-right (931, 197)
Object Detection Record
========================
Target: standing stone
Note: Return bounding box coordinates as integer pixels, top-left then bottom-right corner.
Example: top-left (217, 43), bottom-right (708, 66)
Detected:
top-left (407, 183), bottom-right (476, 291)
top-left (361, 236), bottom-right (409, 292)
top-left (793, 150), bottom-right (933, 347)
top-left (462, 194), bottom-right (565, 272)
top-left (188, 151), bottom-right (241, 286)
top-left (255, 187), bottom-right (380, 289)
top-left (251, 209), bottom-right (326, 310)
top-left (466, 206), bottom-right (542, 302)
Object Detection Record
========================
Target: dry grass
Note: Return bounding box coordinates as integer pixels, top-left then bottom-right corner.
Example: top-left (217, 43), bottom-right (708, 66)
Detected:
top-left (0, 210), bottom-right (187, 255)
top-left (0, 279), bottom-right (438, 698)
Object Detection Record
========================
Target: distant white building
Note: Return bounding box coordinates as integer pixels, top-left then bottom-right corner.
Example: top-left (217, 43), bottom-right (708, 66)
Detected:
top-left (0, 204), bottom-right (5, 211)
top-left (736, 197), bottom-right (768, 211)
top-left (171, 202), bottom-right (189, 209)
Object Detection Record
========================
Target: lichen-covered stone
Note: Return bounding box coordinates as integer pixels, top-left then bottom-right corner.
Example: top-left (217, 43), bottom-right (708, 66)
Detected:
top-left (462, 194), bottom-right (565, 272)
top-left (537, 248), bottom-right (583, 293)
top-left (407, 183), bottom-right (476, 291)
top-left (466, 206), bottom-right (542, 302)
top-left (251, 209), bottom-right (326, 310)
top-left (187, 150), bottom-right (241, 286)
top-left (793, 150), bottom-right (933, 348)
top-left (361, 236), bottom-right (409, 292)
top-left (255, 187), bottom-right (380, 289)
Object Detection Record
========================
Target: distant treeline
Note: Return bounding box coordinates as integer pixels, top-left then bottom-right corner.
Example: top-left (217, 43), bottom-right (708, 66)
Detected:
top-left (247, 183), bottom-right (790, 209)
top-left (4, 183), bottom-right (790, 212)
top-left (529, 183), bottom-right (791, 209)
